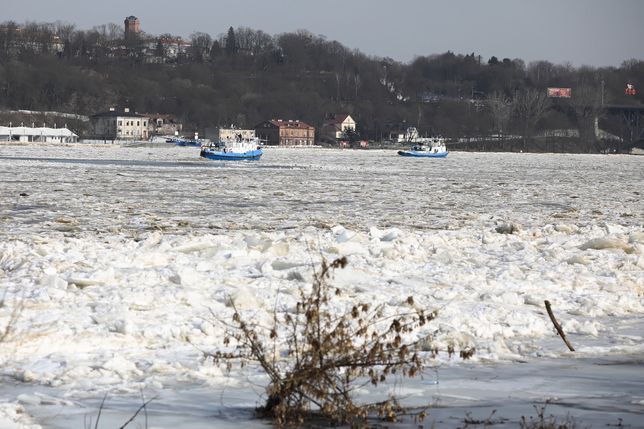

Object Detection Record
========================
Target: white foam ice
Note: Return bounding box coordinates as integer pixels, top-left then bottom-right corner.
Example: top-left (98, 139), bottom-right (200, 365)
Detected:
top-left (0, 145), bottom-right (642, 427)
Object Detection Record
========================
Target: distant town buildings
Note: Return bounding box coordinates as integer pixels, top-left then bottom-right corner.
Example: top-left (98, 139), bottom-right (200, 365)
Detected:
top-left (89, 107), bottom-right (149, 140)
top-left (148, 36), bottom-right (192, 62)
top-left (255, 119), bottom-right (315, 146)
top-left (0, 23), bottom-right (64, 55)
top-left (0, 15), bottom-right (191, 63)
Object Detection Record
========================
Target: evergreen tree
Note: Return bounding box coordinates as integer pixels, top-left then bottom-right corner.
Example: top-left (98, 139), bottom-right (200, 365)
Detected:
top-left (225, 26), bottom-right (236, 56)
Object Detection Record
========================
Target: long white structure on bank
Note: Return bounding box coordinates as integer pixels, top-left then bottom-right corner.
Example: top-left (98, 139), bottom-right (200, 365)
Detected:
top-left (0, 126), bottom-right (79, 143)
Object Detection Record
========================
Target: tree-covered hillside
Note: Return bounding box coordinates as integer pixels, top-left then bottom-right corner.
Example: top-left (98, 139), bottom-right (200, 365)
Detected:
top-left (1, 21), bottom-right (642, 151)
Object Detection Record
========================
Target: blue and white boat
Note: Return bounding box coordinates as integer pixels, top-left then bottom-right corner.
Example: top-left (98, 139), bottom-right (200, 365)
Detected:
top-left (398, 137), bottom-right (448, 158)
top-left (200, 135), bottom-right (263, 161)
top-left (168, 137), bottom-right (202, 147)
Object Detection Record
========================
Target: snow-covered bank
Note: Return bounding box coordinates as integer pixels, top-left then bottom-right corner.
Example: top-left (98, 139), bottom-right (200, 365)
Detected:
top-left (0, 145), bottom-right (642, 427)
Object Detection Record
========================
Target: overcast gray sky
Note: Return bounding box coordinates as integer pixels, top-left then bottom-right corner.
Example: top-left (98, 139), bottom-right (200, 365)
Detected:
top-left (2, 0), bottom-right (643, 67)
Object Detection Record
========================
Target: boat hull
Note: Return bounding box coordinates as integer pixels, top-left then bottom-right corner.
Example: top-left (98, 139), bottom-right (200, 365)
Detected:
top-left (168, 138), bottom-right (201, 147)
top-left (398, 150), bottom-right (448, 158)
top-left (200, 148), bottom-right (263, 160)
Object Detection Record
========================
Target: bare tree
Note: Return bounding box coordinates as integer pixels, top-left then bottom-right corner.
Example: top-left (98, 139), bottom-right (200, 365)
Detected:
top-left (527, 60), bottom-right (555, 85)
top-left (105, 23), bottom-right (122, 41)
top-left (570, 84), bottom-right (603, 151)
top-left (189, 32), bottom-right (212, 62)
top-left (0, 21), bottom-right (18, 57)
top-left (235, 27), bottom-right (274, 56)
top-left (513, 89), bottom-right (551, 150)
top-left (487, 91), bottom-right (512, 140)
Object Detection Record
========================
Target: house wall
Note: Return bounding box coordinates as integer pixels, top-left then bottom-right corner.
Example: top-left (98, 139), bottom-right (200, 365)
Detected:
top-left (279, 126), bottom-right (315, 146)
top-left (218, 128), bottom-right (255, 141)
top-left (118, 116), bottom-right (148, 139)
top-left (91, 115), bottom-right (149, 140)
top-left (255, 120), bottom-right (315, 146)
top-left (341, 117), bottom-right (356, 134)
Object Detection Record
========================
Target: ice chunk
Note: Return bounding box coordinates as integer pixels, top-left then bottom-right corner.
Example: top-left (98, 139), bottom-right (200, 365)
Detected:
top-left (380, 228), bottom-right (402, 242)
top-left (228, 288), bottom-right (262, 310)
top-left (579, 237), bottom-right (636, 253)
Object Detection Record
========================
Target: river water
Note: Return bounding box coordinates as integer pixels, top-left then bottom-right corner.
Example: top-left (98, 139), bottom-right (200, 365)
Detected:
top-left (0, 144), bottom-right (642, 428)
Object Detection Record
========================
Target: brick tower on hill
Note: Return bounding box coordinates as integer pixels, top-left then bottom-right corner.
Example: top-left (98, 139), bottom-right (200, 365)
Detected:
top-left (124, 16), bottom-right (140, 40)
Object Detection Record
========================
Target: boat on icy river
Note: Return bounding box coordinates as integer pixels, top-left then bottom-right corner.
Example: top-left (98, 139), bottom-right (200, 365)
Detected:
top-left (398, 137), bottom-right (448, 158)
top-left (199, 134), bottom-right (263, 160)
top-left (170, 137), bottom-right (202, 147)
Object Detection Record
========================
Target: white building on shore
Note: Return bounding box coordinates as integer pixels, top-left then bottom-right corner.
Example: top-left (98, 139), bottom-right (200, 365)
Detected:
top-left (0, 125), bottom-right (79, 143)
top-left (89, 107), bottom-right (149, 141)
top-left (206, 127), bottom-right (256, 142)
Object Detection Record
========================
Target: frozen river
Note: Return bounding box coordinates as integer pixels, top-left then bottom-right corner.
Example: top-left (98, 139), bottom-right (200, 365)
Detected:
top-left (0, 144), bottom-right (642, 428)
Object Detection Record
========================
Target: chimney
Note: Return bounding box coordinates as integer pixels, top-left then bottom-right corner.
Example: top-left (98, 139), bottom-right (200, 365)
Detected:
top-left (124, 107), bottom-right (130, 113)
top-left (109, 107), bottom-right (115, 111)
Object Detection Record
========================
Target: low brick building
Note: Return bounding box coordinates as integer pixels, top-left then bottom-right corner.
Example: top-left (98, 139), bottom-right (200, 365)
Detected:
top-left (255, 119), bottom-right (315, 146)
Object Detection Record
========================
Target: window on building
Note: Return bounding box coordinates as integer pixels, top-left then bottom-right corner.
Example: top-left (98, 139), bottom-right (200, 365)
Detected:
top-left (137, 121), bottom-right (140, 126)
top-left (118, 121), bottom-right (122, 126)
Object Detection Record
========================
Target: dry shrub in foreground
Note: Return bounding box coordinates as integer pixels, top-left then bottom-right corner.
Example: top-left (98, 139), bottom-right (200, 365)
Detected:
top-left (520, 405), bottom-right (587, 429)
top-left (209, 256), bottom-right (475, 427)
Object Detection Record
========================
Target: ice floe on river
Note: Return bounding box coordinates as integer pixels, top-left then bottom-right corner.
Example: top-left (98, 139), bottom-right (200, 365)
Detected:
top-left (0, 145), bottom-right (642, 427)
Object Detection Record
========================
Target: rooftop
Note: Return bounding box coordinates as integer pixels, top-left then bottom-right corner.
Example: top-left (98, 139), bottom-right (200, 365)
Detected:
top-left (91, 108), bottom-right (147, 118)
top-left (325, 113), bottom-right (352, 124)
top-left (0, 126), bottom-right (78, 137)
top-left (266, 119), bottom-right (314, 129)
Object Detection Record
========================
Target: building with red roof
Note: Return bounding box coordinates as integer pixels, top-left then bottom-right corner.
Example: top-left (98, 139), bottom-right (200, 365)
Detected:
top-left (255, 119), bottom-right (315, 146)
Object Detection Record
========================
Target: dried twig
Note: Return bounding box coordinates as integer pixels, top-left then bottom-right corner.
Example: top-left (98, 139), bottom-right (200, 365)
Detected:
top-left (93, 393), bottom-right (108, 429)
top-left (544, 300), bottom-right (575, 352)
top-left (118, 395), bottom-right (157, 429)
